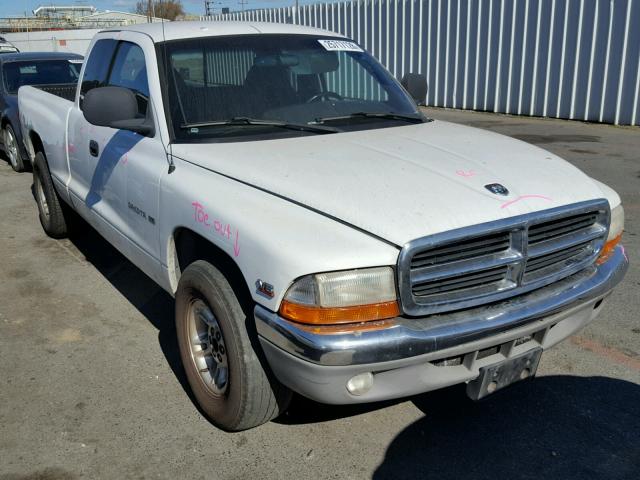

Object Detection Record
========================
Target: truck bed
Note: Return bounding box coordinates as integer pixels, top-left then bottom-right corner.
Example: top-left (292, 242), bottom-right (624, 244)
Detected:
top-left (19, 85), bottom-right (75, 198)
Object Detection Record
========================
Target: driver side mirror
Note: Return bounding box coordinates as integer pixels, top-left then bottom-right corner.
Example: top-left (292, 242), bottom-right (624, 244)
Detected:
top-left (82, 86), bottom-right (154, 136)
top-left (401, 73), bottom-right (428, 106)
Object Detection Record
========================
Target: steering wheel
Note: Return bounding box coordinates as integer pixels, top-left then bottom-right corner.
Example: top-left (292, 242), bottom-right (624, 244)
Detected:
top-left (306, 91), bottom-right (343, 103)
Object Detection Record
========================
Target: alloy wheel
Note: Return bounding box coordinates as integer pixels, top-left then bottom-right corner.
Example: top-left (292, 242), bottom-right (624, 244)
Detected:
top-left (188, 298), bottom-right (229, 396)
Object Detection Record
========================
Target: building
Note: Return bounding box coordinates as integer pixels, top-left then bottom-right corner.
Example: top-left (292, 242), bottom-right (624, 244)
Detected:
top-left (0, 5), bottom-right (165, 33)
top-left (33, 5), bottom-right (97, 19)
top-left (77, 10), bottom-right (166, 27)
top-left (0, 5), bottom-right (166, 54)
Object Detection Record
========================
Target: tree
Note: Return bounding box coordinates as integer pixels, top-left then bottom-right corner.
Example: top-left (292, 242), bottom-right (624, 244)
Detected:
top-left (134, 1), bottom-right (185, 21)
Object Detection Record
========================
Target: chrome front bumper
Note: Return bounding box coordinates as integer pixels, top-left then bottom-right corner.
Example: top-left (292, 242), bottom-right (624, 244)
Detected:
top-left (256, 246), bottom-right (628, 404)
top-left (257, 246), bottom-right (628, 367)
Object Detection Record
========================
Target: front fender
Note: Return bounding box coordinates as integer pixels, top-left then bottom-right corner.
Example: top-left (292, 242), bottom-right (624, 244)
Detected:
top-left (160, 156), bottom-right (400, 312)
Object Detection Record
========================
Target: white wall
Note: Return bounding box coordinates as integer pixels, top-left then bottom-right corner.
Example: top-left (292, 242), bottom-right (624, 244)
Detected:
top-left (3, 29), bottom-right (100, 56)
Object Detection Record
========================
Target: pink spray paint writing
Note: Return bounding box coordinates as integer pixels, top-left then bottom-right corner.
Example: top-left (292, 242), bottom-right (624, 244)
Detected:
top-left (192, 201), bottom-right (240, 257)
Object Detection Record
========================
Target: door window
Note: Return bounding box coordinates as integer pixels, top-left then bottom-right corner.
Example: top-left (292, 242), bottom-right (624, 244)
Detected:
top-left (80, 38), bottom-right (117, 97)
top-left (107, 42), bottom-right (150, 117)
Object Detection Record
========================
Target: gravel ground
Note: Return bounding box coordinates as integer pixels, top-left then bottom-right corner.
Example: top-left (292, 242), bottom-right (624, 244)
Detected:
top-left (0, 108), bottom-right (638, 480)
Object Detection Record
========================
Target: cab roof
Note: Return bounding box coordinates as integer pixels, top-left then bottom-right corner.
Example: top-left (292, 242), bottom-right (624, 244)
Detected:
top-left (0, 51), bottom-right (83, 63)
top-left (102, 20), bottom-right (344, 43)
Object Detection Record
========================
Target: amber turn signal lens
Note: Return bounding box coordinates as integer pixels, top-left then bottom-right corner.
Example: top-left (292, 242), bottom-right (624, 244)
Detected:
top-left (596, 232), bottom-right (622, 265)
top-left (279, 300), bottom-right (400, 325)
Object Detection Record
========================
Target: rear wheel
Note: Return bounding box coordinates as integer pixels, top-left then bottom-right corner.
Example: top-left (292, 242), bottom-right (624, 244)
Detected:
top-left (3, 124), bottom-right (25, 172)
top-left (175, 260), bottom-right (291, 431)
top-left (33, 151), bottom-right (68, 238)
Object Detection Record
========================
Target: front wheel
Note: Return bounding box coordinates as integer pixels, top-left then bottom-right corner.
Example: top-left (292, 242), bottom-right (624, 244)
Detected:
top-left (175, 260), bottom-right (291, 431)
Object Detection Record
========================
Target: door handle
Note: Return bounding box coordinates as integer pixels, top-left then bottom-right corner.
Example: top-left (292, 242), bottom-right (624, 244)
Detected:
top-left (89, 140), bottom-right (99, 157)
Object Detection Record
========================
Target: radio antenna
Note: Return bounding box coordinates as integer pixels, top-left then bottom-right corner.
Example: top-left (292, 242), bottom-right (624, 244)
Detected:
top-left (158, 1), bottom-right (176, 174)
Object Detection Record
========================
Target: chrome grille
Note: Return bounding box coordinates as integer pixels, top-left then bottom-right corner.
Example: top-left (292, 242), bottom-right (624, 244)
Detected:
top-left (527, 212), bottom-right (599, 245)
top-left (410, 231), bottom-right (511, 268)
top-left (398, 200), bottom-right (609, 316)
top-left (412, 265), bottom-right (510, 297)
top-left (523, 240), bottom-right (594, 282)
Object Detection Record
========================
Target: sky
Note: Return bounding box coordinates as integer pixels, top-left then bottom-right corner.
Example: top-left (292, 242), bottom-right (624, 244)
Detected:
top-left (0, 0), bottom-right (319, 18)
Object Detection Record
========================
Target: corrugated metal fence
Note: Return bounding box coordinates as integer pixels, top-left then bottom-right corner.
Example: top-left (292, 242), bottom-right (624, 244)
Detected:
top-left (203, 0), bottom-right (640, 126)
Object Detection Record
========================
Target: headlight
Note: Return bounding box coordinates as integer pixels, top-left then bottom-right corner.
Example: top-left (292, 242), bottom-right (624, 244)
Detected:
top-left (279, 266), bottom-right (400, 324)
top-left (597, 204), bottom-right (624, 264)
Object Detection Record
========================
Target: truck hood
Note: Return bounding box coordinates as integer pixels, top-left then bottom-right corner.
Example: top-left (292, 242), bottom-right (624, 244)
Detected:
top-left (171, 120), bottom-right (609, 247)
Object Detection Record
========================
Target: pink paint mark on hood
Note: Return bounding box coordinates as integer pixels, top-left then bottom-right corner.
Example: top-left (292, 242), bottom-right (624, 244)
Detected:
top-left (455, 169), bottom-right (477, 177)
top-left (500, 194), bottom-right (553, 209)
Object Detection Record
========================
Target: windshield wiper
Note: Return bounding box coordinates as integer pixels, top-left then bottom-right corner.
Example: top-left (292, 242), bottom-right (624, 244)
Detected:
top-left (311, 112), bottom-right (425, 125)
top-left (180, 117), bottom-right (339, 134)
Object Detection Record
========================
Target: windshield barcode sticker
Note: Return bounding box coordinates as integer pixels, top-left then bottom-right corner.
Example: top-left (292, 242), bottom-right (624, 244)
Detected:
top-left (318, 40), bottom-right (363, 52)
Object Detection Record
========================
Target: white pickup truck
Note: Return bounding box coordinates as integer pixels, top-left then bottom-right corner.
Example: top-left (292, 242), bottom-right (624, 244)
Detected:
top-left (19, 21), bottom-right (628, 431)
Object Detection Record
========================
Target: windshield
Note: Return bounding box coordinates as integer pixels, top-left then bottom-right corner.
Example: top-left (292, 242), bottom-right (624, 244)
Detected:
top-left (3, 59), bottom-right (81, 94)
top-left (162, 34), bottom-right (423, 142)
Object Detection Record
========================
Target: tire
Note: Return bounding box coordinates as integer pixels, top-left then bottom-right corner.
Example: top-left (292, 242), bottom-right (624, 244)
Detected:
top-left (32, 151), bottom-right (68, 238)
top-left (3, 124), bottom-right (26, 172)
top-left (175, 260), bottom-right (291, 431)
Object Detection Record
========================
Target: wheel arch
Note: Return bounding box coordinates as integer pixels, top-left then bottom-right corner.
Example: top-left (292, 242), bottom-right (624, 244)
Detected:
top-left (169, 227), bottom-right (254, 310)
top-left (26, 129), bottom-right (44, 163)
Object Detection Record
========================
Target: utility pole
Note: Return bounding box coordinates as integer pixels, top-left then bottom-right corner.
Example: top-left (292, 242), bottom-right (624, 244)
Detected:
top-left (205, 1), bottom-right (217, 16)
top-left (238, 0), bottom-right (248, 12)
top-left (205, 1), bottom-right (224, 16)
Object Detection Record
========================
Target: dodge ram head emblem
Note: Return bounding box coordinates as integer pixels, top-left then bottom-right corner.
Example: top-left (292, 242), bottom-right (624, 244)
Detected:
top-left (484, 183), bottom-right (509, 196)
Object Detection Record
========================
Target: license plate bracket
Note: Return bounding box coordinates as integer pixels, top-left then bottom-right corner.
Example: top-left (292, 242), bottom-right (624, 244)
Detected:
top-left (466, 348), bottom-right (542, 400)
